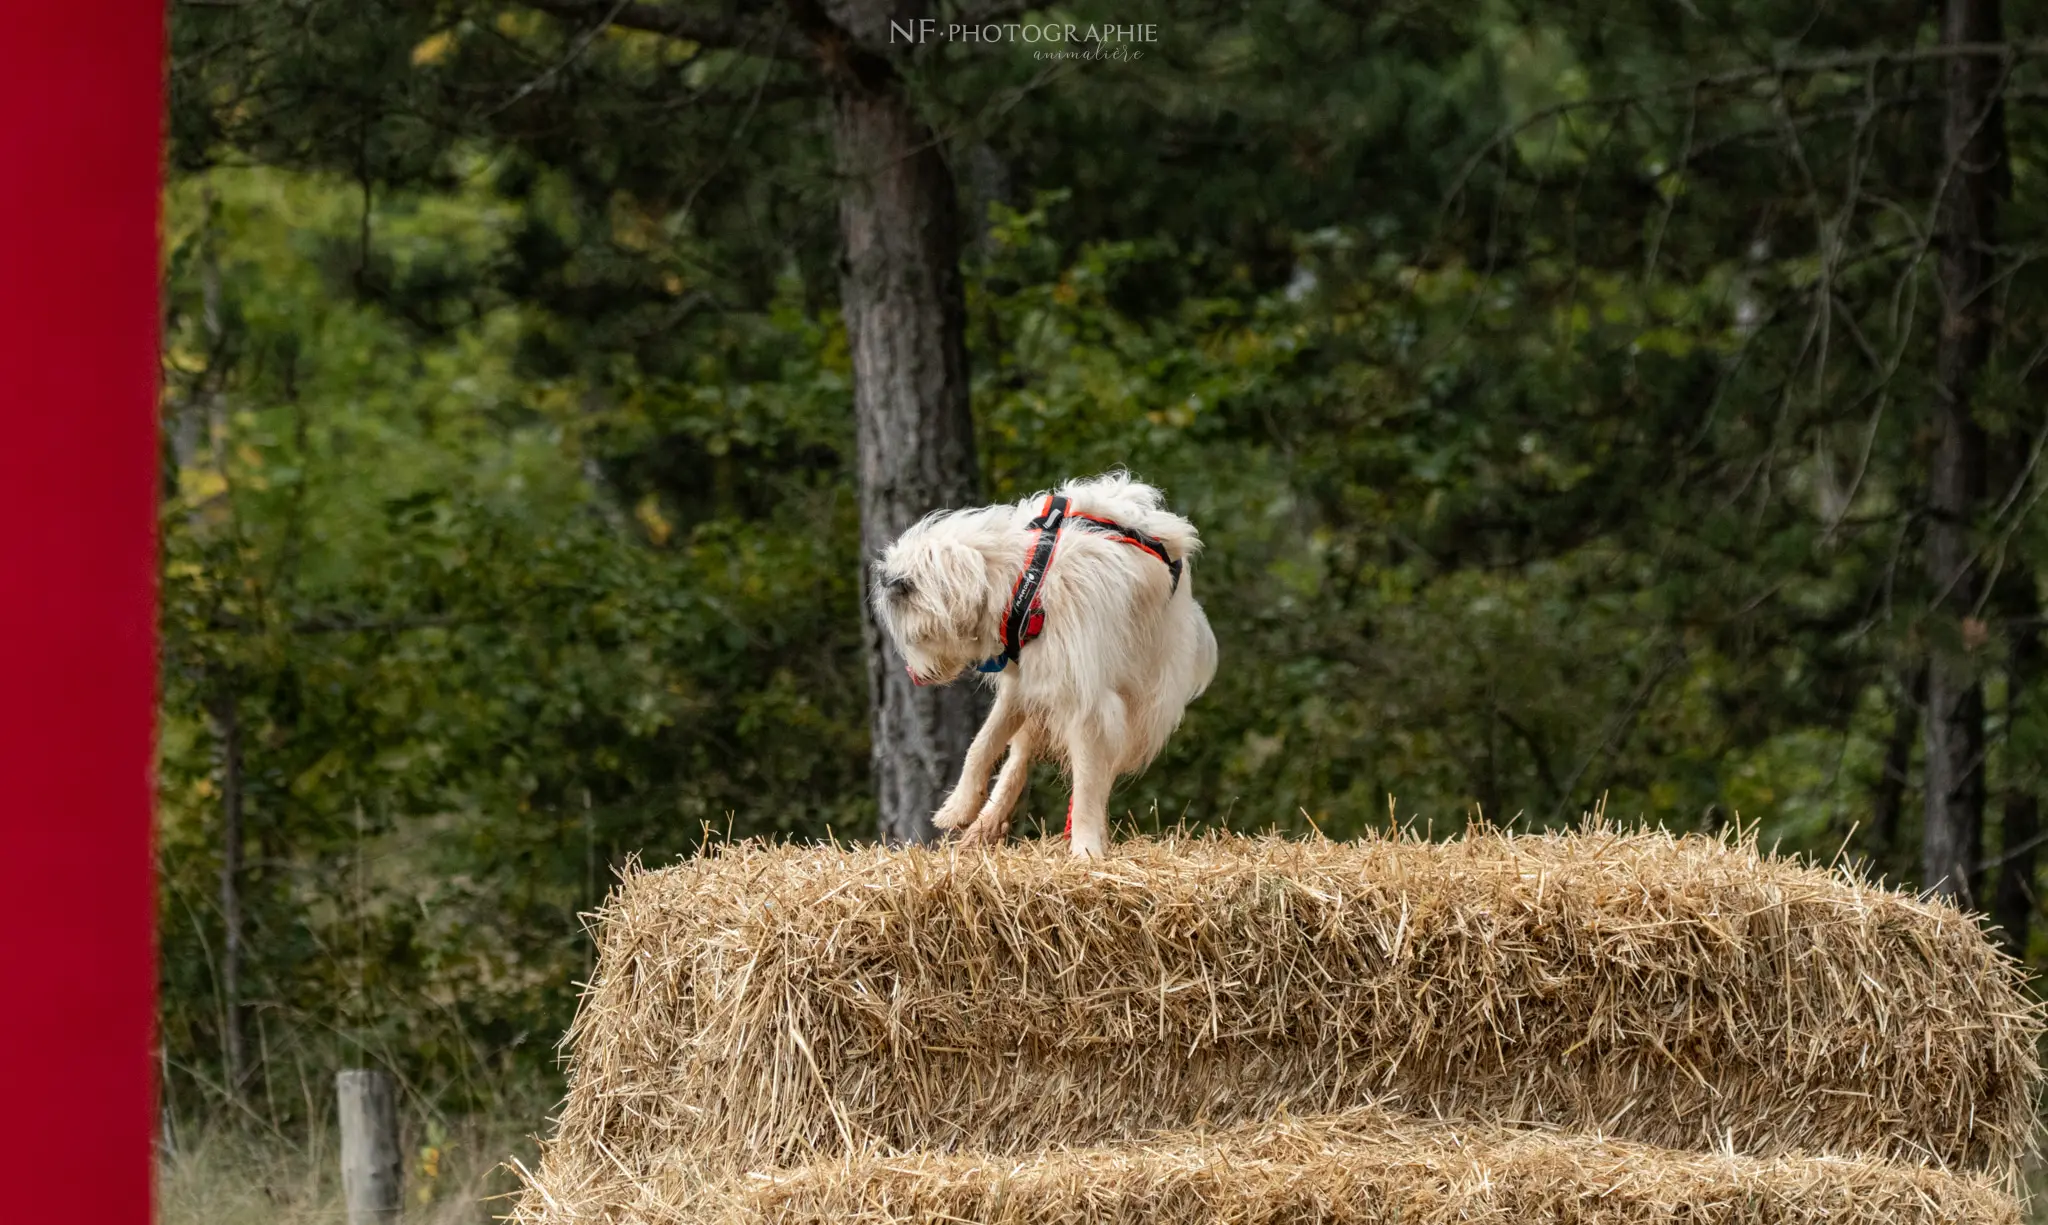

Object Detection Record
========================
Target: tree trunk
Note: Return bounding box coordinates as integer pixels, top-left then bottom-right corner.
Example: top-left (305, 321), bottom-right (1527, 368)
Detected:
top-left (800, 0), bottom-right (984, 845)
top-left (965, 142), bottom-right (1012, 257)
top-left (1992, 571), bottom-right (2041, 953)
top-left (208, 688), bottom-right (246, 1092)
top-left (1873, 667), bottom-right (1923, 877)
top-left (1922, 0), bottom-right (2005, 905)
top-left (1995, 790), bottom-right (2039, 950)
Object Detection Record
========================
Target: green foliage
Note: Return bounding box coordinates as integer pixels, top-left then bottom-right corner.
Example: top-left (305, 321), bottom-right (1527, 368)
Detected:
top-left (157, 163), bottom-right (867, 1108)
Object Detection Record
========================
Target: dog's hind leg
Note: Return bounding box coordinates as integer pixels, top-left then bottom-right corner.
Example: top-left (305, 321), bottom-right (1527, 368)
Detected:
top-left (933, 686), bottom-right (1022, 834)
top-left (1064, 703), bottom-right (1124, 858)
top-left (957, 726), bottom-right (1035, 847)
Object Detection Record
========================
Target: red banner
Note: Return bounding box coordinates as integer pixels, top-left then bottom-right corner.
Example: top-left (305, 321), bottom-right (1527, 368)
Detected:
top-left (0, 3), bottom-right (165, 1220)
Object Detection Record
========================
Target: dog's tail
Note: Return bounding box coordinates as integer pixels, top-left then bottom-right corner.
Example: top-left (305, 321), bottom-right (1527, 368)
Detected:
top-left (1054, 470), bottom-right (1204, 563)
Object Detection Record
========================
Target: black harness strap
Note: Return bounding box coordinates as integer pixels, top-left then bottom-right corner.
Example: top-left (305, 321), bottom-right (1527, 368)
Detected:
top-left (984, 494), bottom-right (1185, 671)
top-left (995, 494), bottom-right (1068, 666)
top-left (1067, 510), bottom-right (1183, 594)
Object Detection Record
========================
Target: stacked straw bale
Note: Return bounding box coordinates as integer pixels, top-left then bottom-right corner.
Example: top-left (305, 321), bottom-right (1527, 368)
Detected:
top-left (521, 1107), bottom-right (2023, 1225)
top-left (513, 829), bottom-right (2043, 1223)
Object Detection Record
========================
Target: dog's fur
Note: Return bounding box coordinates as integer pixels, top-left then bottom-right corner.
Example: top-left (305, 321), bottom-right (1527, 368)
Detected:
top-left (872, 472), bottom-right (1218, 857)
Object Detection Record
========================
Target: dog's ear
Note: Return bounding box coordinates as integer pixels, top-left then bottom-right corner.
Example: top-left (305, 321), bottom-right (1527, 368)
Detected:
top-left (927, 542), bottom-right (994, 630)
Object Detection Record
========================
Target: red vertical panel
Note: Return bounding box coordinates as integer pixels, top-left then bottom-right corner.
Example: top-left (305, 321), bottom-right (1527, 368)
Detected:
top-left (0, 3), bottom-right (166, 1221)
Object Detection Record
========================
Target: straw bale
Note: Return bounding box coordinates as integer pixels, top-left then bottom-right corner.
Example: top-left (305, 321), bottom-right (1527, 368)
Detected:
top-left (512, 1106), bottom-right (2024, 1224)
top-left (540, 829), bottom-right (2041, 1179)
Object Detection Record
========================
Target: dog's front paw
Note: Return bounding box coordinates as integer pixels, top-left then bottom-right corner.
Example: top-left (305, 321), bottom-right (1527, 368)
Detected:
top-left (931, 796), bottom-right (978, 832)
top-left (955, 811), bottom-right (1011, 847)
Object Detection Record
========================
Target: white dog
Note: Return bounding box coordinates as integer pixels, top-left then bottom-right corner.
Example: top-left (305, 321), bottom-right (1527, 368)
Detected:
top-left (872, 472), bottom-right (1218, 857)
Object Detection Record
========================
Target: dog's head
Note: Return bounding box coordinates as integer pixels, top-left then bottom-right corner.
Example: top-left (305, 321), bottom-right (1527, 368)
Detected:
top-left (873, 512), bottom-right (1004, 686)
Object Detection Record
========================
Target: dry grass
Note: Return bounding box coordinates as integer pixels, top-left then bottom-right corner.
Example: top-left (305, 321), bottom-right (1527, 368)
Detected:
top-left (515, 1105), bottom-right (2025, 1225)
top-left (526, 827), bottom-right (2041, 1191)
top-left (156, 1114), bottom-right (536, 1225)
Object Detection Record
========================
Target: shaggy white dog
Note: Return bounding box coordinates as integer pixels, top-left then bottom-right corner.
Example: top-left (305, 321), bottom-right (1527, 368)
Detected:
top-left (872, 472), bottom-right (1217, 857)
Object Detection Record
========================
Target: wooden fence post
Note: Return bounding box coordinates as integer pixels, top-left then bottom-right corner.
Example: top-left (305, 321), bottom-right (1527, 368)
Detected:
top-left (337, 1068), bottom-right (402, 1223)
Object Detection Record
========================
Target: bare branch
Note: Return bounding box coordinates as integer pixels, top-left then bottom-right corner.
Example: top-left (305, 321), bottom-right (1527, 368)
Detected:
top-left (1445, 39), bottom-right (2048, 211)
top-left (524, 0), bottom-right (808, 60)
top-left (489, 0), bottom-right (635, 117)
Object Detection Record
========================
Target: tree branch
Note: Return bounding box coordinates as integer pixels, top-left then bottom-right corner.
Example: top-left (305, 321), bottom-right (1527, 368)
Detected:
top-left (1446, 39), bottom-right (2048, 209)
top-left (785, 0), bottom-right (894, 92)
top-left (524, 0), bottom-right (807, 60)
top-left (1494, 705), bottom-right (1566, 804)
top-left (206, 612), bottom-right (470, 636)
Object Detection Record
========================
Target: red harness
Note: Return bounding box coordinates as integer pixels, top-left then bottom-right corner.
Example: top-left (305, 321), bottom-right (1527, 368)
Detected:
top-left (987, 493), bottom-right (1183, 671)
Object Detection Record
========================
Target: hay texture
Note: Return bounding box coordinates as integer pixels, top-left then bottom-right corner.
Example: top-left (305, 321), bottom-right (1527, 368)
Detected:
top-left (516, 828), bottom-right (2043, 1223)
top-left (516, 1106), bottom-right (2023, 1225)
